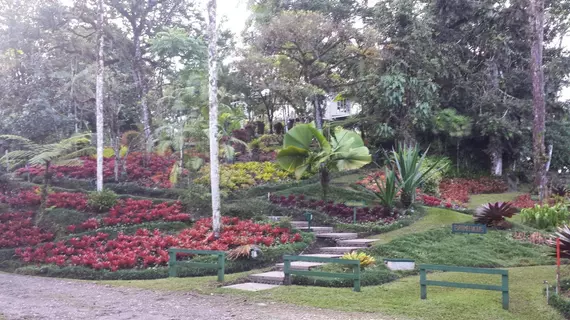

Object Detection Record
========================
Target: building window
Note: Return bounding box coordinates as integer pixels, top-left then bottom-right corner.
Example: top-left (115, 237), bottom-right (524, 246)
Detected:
top-left (337, 100), bottom-right (349, 113)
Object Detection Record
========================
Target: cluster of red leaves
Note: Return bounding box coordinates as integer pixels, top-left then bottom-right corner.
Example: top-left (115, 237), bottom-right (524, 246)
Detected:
top-left (439, 178), bottom-right (507, 203)
top-left (16, 218), bottom-right (303, 271)
top-left (0, 212), bottom-right (53, 248)
top-left (47, 192), bottom-right (88, 211)
top-left (419, 194), bottom-right (443, 207)
top-left (15, 152), bottom-right (177, 188)
top-left (356, 171), bottom-right (386, 193)
top-left (270, 194), bottom-right (397, 224)
top-left (511, 194), bottom-right (536, 209)
top-left (0, 188), bottom-right (41, 207)
top-left (176, 216), bottom-right (303, 251)
top-left (67, 199), bottom-right (191, 233)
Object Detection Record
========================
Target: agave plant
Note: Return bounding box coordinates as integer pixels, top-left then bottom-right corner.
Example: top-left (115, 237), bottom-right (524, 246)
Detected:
top-left (474, 202), bottom-right (517, 229)
top-left (373, 167), bottom-right (400, 210)
top-left (548, 225), bottom-right (570, 259)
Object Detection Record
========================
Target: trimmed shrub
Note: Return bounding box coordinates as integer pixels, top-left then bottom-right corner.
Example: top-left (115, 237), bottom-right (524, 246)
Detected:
top-left (88, 189), bottom-right (118, 213)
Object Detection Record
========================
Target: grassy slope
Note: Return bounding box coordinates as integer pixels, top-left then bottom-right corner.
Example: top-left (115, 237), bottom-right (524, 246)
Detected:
top-left (228, 265), bottom-right (561, 320)
top-left (370, 207), bottom-right (471, 244)
top-left (468, 192), bottom-right (525, 209)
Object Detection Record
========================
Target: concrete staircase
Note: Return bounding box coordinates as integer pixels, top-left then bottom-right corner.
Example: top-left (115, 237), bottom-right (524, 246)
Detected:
top-left (222, 217), bottom-right (378, 291)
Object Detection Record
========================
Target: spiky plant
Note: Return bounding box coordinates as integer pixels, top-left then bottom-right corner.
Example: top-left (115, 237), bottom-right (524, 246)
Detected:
top-left (373, 167), bottom-right (400, 210)
top-left (341, 252), bottom-right (376, 269)
top-left (474, 202), bottom-right (518, 229)
top-left (552, 185), bottom-right (568, 198)
top-left (227, 244), bottom-right (261, 261)
top-left (0, 133), bottom-right (95, 221)
top-left (548, 225), bottom-right (570, 259)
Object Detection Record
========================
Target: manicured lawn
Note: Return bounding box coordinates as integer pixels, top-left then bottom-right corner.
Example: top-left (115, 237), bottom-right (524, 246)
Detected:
top-left (223, 265), bottom-right (560, 320)
top-left (370, 207), bottom-right (471, 244)
top-left (468, 193), bottom-right (525, 209)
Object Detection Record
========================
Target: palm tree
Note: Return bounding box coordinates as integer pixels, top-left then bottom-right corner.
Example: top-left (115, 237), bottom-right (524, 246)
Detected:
top-left (207, 0), bottom-right (221, 237)
top-left (277, 124), bottom-right (371, 199)
top-left (0, 133), bottom-right (95, 221)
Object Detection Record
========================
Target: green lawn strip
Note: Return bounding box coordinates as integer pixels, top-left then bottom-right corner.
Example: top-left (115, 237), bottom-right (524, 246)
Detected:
top-left (97, 268), bottom-right (268, 294)
top-left (370, 207), bottom-right (471, 243)
top-left (468, 193), bottom-right (525, 209)
top-left (225, 265), bottom-right (560, 320)
top-left (330, 173), bottom-right (366, 187)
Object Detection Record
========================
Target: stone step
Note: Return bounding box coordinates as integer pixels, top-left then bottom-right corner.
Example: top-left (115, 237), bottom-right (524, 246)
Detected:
top-left (297, 226), bottom-right (334, 233)
top-left (337, 238), bottom-right (379, 247)
top-left (274, 261), bottom-right (324, 271)
top-left (221, 282), bottom-right (279, 292)
top-left (300, 253), bottom-right (343, 258)
top-left (316, 233), bottom-right (359, 240)
top-left (290, 221), bottom-right (309, 227)
top-left (319, 246), bottom-right (362, 254)
top-left (248, 271), bottom-right (285, 285)
top-left (267, 216), bottom-right (286, 222)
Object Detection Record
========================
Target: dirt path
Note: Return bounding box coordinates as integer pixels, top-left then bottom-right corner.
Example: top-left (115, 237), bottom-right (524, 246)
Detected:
top-left (0, 273), bottom-right (387, 320)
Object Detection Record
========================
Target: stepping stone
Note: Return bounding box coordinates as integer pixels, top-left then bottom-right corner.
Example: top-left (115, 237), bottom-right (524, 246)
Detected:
top-left (248, 271), bottom-right (285, 285)
top-left (222, 282), bottom-right (279, 291)
top-left (319, 246), bottom-right (362, 254)
top-left (300, 253), bottom-right (343, 258)
top-left (316, 233), bottom-right (358, 240)
top-left (337, 239), bottom-right (379, 247)
top-left (275, 261), bottom-right (324, 271)
top-left (297, 226), bottom-right (334, 233)
top-left (290, 221), bottom-right (309, 228)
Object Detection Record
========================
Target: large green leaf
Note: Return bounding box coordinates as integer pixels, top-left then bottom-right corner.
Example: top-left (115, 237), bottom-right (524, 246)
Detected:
top-left (331, 127), bottom-right (364, 153)
top-left (283, 124), bottom-right (314, 150)
top-left (334, 146), bottom-right (372, 171)
top-left (276, 146), bottom-right (310, 174)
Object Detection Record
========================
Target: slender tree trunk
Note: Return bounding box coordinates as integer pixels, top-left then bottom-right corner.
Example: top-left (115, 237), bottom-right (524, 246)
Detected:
top-left (207, 0), bottom-right (221, 238)
top-left (38, 161), bottom-right (51, 224)
top-left (133, 31), bottom-right (151, 152)
top-left (95, 0), bottom-right (105, 192)
top-left (313, 97), bottom-right (323, 130)
top-left (113, 135), bottom-right (120, 182)
top-left (529, 0), bottom-right (547, 201)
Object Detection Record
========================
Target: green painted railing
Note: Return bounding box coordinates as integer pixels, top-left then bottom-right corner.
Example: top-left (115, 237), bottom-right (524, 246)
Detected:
top-left (168, 248), bottom-right (225, 282)
top-left (420, 264), bottom-right (509, 310)
top-left (283, 255), bottom-right (361, 292)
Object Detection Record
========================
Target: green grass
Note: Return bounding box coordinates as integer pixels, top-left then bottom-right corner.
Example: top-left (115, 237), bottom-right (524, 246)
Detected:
top-left (370, 207), bottom-right (471, 243)
top-left (226, 265), bottom-right (561, 320)
top-left (369, 228), bottom-right (553, 267)
top-left (274, 183), bottom-right (376, 203)
top-left (468, 192), bottom-right (525, 209)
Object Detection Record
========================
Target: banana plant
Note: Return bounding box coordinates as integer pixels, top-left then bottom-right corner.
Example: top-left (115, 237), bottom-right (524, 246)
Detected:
top-left (277, 124), bottom-right (371, 199)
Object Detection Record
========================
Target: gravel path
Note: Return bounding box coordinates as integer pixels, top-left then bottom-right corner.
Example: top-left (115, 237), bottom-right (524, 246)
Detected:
top-left (0, 273), bottom-right (389, 320)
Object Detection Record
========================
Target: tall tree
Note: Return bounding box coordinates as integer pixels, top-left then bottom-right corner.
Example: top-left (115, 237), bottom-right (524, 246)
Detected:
top-left (96, 0), bottom-right (105, 191)
top-left (207, 0), bottom-right (221, 237)
top-left (529, 0), bottom-right (547, 200)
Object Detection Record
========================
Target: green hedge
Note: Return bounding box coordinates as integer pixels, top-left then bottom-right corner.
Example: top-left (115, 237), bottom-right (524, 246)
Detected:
top-left (548, 279), bottom-right (570, 319)
top-left (64, 221), bottom-right (191, 239)
top-left (14, 233), bottom-right (314, 280)
top-left (292, 265), bottom-right (398, 288)
top-left (333, 216), bottom-right (417, 236)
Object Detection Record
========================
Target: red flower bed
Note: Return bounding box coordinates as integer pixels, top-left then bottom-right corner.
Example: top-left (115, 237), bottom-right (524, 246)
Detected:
top-left (68, 199), bottom-right (191, 232)
top-left (0, 212), bottom-right (53, 248)
top-left (47, 192), bottom-right (88, 211)
top-left (270, 194), bottom-right (397, 224)
top-left (512, 194), bottom-right (536, 209)
top-left (420, 194), bottom-right (442, 207)
top-left (15, 152), bottom-right (177, 188)
top-left (16, 217), bottom-right (303, 271)
top-left (0, 188), bottom-right (41, 207)
top-left (439, 177), bottom-right (507, 203)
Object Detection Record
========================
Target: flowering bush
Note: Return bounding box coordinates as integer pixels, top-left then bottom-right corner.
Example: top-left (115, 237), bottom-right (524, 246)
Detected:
top-left (47, 192), bottom-right (88, 211)
top-left (356, 171), bottom-right (386, 193)
top-left (439, 177), bottom-right (507, 203)
top-left (270, 194), bottom-right (397, 224)
top-left (196, 162), bottom-right (292, 190)
top-left (512, 194), bottom-right (536, 209)
top-left (0, 188), bottom-right (41, 207)
top-left (15, 152), bottom-right (177, 188)
top-left (0, 212), bottom-right (53, 248)
top-left (16, 217), bottom-right (303, 271)
top-left (68, 199), bottom-right (191, 232)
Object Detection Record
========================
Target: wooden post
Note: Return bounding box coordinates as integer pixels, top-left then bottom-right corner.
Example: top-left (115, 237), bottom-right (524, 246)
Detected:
top-left (353, 207), bottom-right (357, 224)
top-left (502, 273), bottom-right (509, 310)
top-left (217, 253), bottom-right (225, 282)
top-left (168, 250), bottom-right (177, 277)
top-left (420, 267), bottom-right (427, 299)
top-left (353, 264), bottom-right (361, 292)
top-left (284, 258), bottom-right (291, 285)
top-left (557, 237), bottom-right (561, 294)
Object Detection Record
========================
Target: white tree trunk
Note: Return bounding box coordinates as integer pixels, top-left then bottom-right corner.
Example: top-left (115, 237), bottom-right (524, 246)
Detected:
top-left (95, 0), bottom-right (105, 192)
top-left (207, 0), bottom-right (221, 237)
top-left (491, 151), bottom-right (503, 176)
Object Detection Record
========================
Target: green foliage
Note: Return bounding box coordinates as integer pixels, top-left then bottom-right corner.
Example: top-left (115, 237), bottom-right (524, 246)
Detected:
top-left (221, 198), bottom-right (301, 220)
top-left (548, 294), bottom-right (570, 319)
top-left (369, 228), bottom-right (553, 267)
top-left (420, 155), bottom-right (452, 196)
top-left (520, 204), bottom-right (570, 229)
top-left (87, 189), bottom-right (118, 213)
top-left (292, 264), bottom-right (398, 288)
top-left (390, 144), bottom-right (442, 207)
top-left (39, 209), bottom-right (90, 232)
top-left (195, 162), bottom-right (292, 191)
top-left (341, 252), bottom-right (376, 269)
top-left (372, 167), bottom-right (400, 209)
top-left (473, 202), bottom-right (517, 229)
